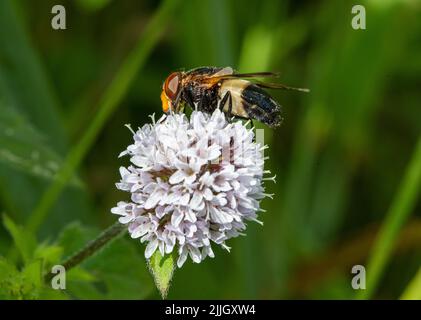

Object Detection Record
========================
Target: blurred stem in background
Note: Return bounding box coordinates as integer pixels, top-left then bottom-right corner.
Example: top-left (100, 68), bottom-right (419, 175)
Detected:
top-left (25, 0), bottom-right (181, 234)
top-left (358, 135), bottom-right (421, 299)
top-left (401, 267), bottom-right (421, 300)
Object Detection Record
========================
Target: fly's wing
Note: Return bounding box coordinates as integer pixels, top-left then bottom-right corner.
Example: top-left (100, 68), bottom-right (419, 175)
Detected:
top-left (184, 67), bottom-right (234, 87)
top-left (188, 68), bottom-right (283, 88)
top-left (211, 67), bottom-right (234, 77)
top-left (204, 69), bottom-right (279, 87)
top-left (216, 71), bottom-right (309, 93)
top-left (254, 81), bottom-right (310, 92)
top-left (219, 71), bottom-right (280, 79)
top-left (208, 71), bottom-right (279, 82)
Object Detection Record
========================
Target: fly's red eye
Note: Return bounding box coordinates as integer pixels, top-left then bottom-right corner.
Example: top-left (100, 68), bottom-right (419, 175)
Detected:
top-left (164, 72), bottom-right (181, 100)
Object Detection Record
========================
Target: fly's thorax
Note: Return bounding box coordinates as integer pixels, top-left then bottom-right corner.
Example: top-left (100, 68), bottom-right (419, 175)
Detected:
top-left (181, 82), bottom-right (218, 113)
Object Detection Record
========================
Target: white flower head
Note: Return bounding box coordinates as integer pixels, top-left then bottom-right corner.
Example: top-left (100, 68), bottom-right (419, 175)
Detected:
top-left (111, 109), bottom-right (274, 268)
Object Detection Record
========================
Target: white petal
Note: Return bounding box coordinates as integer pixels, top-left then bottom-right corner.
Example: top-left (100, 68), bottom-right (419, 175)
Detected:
top-left (186, 224), bottom-right (197, 237)
top-left (169, 170), bottom-right (185, 184)
top-left (210, 206), bottom-right (233, 224)
top-left (111, 206), bottom-right (126, 216)
top-left (118, 150), bottom-right (128, 158)
top-left (158, 134), bottom-right (178, 149)
top-left (184, 173), bottom-right (197, 185)
top-left (145, 239), bottom-right (158, 259)
top-left (126, 174), bottom-right (140, 183)
top-left (189, 246), bottom-right (201, 263)
top-left (214, 181), bottom-right (231, 192)
top-left (119, 167), bottom-right (130, 178)
top-left (184, 209), bottom-right (197, 223)
top-left (190, 191), bottom-right (203, 210)
top-left (171, 210), bottom-right (184, 227)
top-left (131, 223), bottom-right (149, 238)
top-left (165, 241), bottom-right (175, 254)
top-left (119, 215), bottom-right (133, 224)
top-left (207, 145), bottom-right (221, 160)
top-left (177, 247), bottom-right (188, 268)
top-left (203, 245), bottom-right (215, 259)
top-left (179, 193), bottom-right (190, 206)
top-left (144, 188), bottom-right (164, 209)
top-left (159, 241), bottom-right (165, 256)
top-left (203, 188), bottom-right (214, 201)
top-left (130, 183), bottom-right (142, 193)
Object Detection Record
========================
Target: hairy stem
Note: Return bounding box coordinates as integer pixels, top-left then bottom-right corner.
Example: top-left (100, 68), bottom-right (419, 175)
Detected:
top-left (44, 221), bottom-right (126, 283)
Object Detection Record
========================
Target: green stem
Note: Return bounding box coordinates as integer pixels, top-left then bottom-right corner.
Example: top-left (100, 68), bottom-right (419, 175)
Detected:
top-left (44, 221), bottom-right (126, 283)
top-left (26, 0), bottom-right (180, 234)
top-left (400, 267), bottom-right (421, 300)
top-left (357, 135), bottom-right (421, 299)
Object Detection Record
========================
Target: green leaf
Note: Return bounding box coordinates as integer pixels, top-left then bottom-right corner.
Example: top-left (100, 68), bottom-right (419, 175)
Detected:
top-left (148, 251), bottom-right (176, 299)
top-left (0, 257), bottom-right (19, 299)
top-left (2, 213), bottom-right (36, 264)
top-left (38, 287), bottom-right (69, 300)
top-left (55, 222), bottom-right (104, 299)
top-left (0, 101), bottom-right (81, 185)
top-left (67, 267), bottom-right (97, 282)
top-left (34, 243), bottom-right (64, 270)
top-left (57, 222), bottom-right (153, 299)
top-left (0, 257), bottom-right (42, 299)
top-left (22, 259), bottom-right (43, 290)
top-left (0, 257), bottom-right (17, 282)
top-left (57, 222), bottom-right (96, 257)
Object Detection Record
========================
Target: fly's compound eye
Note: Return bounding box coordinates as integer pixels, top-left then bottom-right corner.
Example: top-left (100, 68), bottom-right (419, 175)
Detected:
top-left (164, 72), bottom-right (181, 101)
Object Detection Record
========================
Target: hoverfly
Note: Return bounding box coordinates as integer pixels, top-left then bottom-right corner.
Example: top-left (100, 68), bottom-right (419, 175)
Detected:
top-left (160, 66), bottom-right (308, 128)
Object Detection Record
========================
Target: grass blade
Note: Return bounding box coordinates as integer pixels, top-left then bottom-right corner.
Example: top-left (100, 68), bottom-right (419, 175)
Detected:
top-left (400, 267), bottom-right (421, 300)
top-left (357, 135), bottom-right (421, 299)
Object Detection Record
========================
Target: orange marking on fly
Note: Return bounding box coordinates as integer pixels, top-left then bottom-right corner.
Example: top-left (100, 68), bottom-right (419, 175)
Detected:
top-left (161, 90), bottom-right (170, 113)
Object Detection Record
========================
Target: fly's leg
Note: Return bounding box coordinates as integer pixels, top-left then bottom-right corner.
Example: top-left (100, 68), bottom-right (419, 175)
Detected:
top-left (227, 92), bottom-right (233, 119)
top-left (173, 89), bottom-right (183, 113)
top-left (219, 91), bottom-right (233, 122)
top-left (198, 93), bottom-right (210, 112)
top-left (185, 90), bottom-right (195, 111)
top-left (219, 91), bottom-right (229, 111)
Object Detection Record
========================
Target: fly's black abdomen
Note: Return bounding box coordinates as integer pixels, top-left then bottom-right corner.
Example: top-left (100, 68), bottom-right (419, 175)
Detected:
top-left (241, 84), bottom-right (282, 127)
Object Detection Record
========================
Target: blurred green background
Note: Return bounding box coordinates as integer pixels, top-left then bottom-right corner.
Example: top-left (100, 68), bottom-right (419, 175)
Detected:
top-left (0, 0), bottom-right (420, 299)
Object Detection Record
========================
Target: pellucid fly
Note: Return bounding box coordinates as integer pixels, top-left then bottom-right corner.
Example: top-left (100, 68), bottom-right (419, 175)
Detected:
top-left (160, 66), bottom-right (308, 128)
